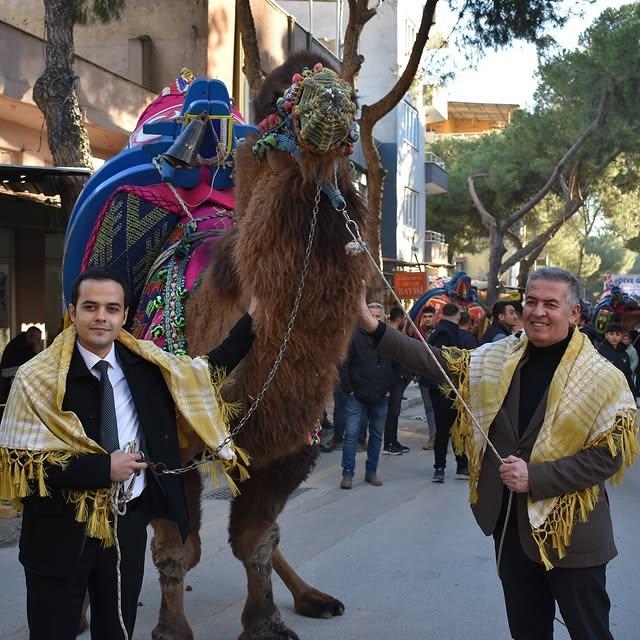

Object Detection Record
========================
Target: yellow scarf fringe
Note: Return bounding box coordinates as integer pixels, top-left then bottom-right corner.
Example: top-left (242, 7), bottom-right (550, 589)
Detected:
top-left (442, 347), bottom-right (639, 570)
top-left (0, 327), bottom-right (251, 546)
top-left (443, 348), bottom-right (481, 502)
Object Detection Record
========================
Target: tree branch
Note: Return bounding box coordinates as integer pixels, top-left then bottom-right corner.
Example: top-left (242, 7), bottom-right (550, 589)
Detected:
top-left (361, 0), bottom-right (438, 123)
top-left (504, 228), bottom-right (523, 249)
top-left (236, 0), bottom-right (266, 97)
top-left (499, 198), bottom-right (584, 274)
top-left (341, 0), bottom-right (379, 86)
top-left (467, 172), bottom-right (497, 231)
top-left (500, 91), bottom-right (609, 231)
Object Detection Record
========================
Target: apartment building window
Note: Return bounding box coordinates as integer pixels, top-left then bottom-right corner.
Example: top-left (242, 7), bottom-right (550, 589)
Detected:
top-left (402, 187), bottom-right (419, 229)
top-left (403, 101), bottom-right (420, 148)
top-left (405, 19), bottom-right (417, 57)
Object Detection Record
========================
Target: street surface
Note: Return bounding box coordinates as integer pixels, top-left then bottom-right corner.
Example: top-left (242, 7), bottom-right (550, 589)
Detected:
top-left (1, 383), bottom-right (638, 639)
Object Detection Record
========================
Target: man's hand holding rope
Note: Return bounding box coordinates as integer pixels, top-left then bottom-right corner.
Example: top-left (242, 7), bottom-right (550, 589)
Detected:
top-left (499, 456), bottom-right (529, 493)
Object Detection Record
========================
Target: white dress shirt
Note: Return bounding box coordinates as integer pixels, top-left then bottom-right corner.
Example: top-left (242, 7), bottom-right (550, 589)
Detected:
top-left (77, 341), bottom-right (146, 499)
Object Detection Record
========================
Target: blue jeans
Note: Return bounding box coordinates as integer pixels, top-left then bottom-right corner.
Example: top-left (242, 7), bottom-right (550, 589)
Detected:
top-left (341, 394), bottom-right (388, 478)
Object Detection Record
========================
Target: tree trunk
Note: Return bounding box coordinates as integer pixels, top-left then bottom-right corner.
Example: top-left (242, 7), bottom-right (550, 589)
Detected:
top-left (236, 0), bottom-right (265, 97)
top-left (517, 244), bottom-right (545, 290)
top-left (33, 0), bottom-right (92, 219)
top-left (360, 105), bottom-right (387, 300)
top-left (486, 225), bottom-right (506, 307)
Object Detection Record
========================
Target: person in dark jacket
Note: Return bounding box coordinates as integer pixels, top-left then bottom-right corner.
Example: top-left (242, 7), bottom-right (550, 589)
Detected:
top-left (416, 306), bottom-right (438, 450)
top-left (0, 326), bottom-right (42, 402)
top-left (339, 303), bottom-right (397, 489)
top-left (579, 311), bottom-right (601, 348)
top-left (429, 303), bottom-right (469, 482)
top-left (6, 269), bottom-right (255, 640)
top-left (598, 323), bottom-right (635, 392)
top-left (458, 311), bottom-right (479, 349)
top-left (383, 307), bottom-right (411, 455)
top-left (481, 301), bottom-right (519, 344)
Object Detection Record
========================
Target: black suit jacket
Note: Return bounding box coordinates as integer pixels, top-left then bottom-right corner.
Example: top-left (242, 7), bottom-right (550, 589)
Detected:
top-left (19, 314), bottom-right (254, 577)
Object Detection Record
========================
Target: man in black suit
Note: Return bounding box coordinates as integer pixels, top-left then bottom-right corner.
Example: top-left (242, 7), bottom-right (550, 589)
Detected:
top-left (17, 268), bottom-right (255, 640)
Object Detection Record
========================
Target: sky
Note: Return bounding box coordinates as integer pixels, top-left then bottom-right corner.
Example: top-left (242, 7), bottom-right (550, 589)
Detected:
top-left (441, 0), bottom-right (629, 108)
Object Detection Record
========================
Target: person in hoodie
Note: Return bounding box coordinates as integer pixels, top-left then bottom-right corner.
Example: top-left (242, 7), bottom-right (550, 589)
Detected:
top-left (598, 323), bottom-right (635, 392)
top-left (428, 303), bottom-right (469, 483)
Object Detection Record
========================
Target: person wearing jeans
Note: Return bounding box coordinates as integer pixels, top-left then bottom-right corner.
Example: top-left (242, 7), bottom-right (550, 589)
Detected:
top-left (339, 303), bottom-right (396, 489)
top-left (341, 393), bottom-right (388, 482)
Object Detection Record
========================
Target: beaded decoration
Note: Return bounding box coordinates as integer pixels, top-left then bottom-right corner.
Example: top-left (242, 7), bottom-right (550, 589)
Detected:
top-left (253, 63), bottom-right (359, 159)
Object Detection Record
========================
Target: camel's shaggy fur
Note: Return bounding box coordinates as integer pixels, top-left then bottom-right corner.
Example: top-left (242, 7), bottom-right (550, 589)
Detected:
top-left (150, 51), bottom-right (370, 640)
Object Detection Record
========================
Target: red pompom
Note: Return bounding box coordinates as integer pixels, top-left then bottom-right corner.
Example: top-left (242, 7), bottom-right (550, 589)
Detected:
top-left (292, 73), bottom-right (303, 83)
top-left (313, 63), bottom-right (324, 72)
top-left (283, 101), bottom-right (293, 112)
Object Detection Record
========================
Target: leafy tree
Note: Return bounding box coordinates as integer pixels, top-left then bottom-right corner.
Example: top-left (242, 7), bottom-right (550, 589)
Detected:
top-left (428, 4), bottom-right (640, 304)
top-left (33, 0), bottom-right (125, 218)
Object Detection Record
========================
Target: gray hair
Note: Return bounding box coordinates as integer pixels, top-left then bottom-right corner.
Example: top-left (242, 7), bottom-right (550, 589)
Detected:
top-left (526, 267), bottom-right (581, 306)
top-left (367, 302), bottom-right (384, 311)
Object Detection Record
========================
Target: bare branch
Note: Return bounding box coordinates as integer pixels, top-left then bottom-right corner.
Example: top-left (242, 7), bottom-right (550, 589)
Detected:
top-left (467, 172), bottom-right (497, 231)
top-left (236, 0), bottom-right (266, 97)
top-left (501, 91), bottom-right (609, 231)
top-left (361, 0), bottom-right (438, 123)
top-left (499, 199), bottom-right (583, 274)
top-left (341, 0), bottom-right (379, 86)
top-left (504, 229), bottom-right (523, 249)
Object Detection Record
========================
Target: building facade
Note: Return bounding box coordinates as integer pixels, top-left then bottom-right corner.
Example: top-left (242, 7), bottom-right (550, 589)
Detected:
top-left (0, 0), bottom-right (340, 347)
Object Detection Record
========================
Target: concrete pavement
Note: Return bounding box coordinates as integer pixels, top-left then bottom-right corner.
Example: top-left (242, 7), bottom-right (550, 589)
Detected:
top-left (1, 390), bottom-right (638, 639)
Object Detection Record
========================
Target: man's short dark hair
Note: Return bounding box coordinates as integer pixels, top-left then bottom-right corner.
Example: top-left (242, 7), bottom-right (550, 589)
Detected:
top-left (442, 303), bottom-right (459, 318)
top-left (606, 323), bottom-right (623, 333)
top-left (25, 326), bottom-right (42, 336)
top-left (580, 311), bottom-right (590, 323)
top-left (491, 301), bottom-right (514, 319)
top-left (389, 306), bottom-right (405, 322)
top-left (459, 311), bottom-right (472, 327)
top-left (70, 268), bottom-right (130, 308)
top-left (423, 305), bottom-right (436, 315)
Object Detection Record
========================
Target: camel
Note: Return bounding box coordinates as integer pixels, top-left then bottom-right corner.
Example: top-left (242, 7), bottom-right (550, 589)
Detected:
top-left (149, 51), bottom-right (371, 640)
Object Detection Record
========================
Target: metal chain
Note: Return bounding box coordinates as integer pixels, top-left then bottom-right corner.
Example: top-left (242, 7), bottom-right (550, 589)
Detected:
top-left (148, 184), bottom-right (323, 477)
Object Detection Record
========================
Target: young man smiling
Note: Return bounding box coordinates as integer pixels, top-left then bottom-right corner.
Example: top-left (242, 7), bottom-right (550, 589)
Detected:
top-left (359, 267), bottom-right (638, 640)
top-left (0, 268), bottom-right (256, 640)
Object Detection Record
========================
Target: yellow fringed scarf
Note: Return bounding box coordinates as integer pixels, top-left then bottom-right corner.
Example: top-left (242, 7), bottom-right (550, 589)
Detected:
top-left (0, 325), bottom-right (249, 546)
top-left (446, 328), bottom-right (638, 570)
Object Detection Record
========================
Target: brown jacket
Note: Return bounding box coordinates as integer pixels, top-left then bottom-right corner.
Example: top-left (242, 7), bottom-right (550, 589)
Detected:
top-left (376, 324), bottom-right (621, 568)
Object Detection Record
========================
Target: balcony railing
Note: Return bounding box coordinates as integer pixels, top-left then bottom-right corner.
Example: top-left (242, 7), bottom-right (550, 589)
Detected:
top-left (425, 151), bottom-right (446, 170)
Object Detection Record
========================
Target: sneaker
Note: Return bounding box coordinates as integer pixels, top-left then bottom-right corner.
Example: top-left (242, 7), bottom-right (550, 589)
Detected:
top-left (320, 439), bottom-right (342, 452)
top-left (340, 476), bottom-right (353, 489)
top-left (432, 468), bottom-right (445, 483)
top-left (383, 443), bottom-right (403, 455)
top-left (456, 466), bottom-right (470, 480)
top-left (356, 441), bottom-right (368, 453)
top-left (364, 473), bottom-right (383, 486)
top-left (394, 441), bottom-right (410, 453)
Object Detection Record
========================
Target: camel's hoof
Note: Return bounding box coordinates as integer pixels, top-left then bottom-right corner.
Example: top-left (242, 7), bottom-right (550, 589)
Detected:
top-left (294, 589), bottom-right (345, 619)
top-left (152, 622), bottom-right (194, 640)
top-left (239, 622), bottom-right (301, 640)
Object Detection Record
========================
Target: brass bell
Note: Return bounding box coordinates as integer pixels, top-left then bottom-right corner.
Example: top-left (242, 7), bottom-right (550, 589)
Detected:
top-left (163, 114), bottom-right (208, 167)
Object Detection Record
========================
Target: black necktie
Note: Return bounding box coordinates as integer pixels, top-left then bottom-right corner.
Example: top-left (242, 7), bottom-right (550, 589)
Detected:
top-left (95, 360), bottom-right (120, 453)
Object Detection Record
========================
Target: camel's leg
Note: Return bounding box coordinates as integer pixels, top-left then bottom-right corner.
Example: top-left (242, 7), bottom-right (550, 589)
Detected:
top-left (151, 470), bottom-right (203, 640)
top-left (272, 547), bottom-right (344, 619)
top-left (229, 446), bottom-right (319, 640)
